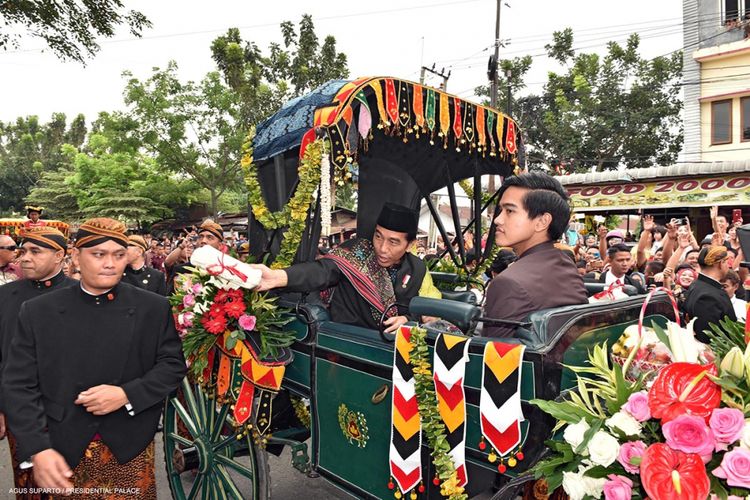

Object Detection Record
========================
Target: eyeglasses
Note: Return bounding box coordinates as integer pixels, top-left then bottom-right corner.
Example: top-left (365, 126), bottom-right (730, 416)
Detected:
top-left (0, 246), bottom-right (17, 251)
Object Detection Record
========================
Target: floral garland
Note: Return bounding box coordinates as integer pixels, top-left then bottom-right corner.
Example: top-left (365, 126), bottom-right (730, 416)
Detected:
top-left (409, 326), bottom-right (467, 500)
top-left (320, 140), bottom-right (332, 237)
top-left (241, 128), bottom-right (325, 268)
top-left (291, 395), bottom-right (311, 429)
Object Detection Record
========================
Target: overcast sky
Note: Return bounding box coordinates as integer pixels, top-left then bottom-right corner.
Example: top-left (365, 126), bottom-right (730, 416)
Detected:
top-left (0, 0), bottom-right (684, 124)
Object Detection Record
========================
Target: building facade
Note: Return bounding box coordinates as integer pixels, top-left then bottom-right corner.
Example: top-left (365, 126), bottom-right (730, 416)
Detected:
top-left (682, 0), bottom-right (750, 161)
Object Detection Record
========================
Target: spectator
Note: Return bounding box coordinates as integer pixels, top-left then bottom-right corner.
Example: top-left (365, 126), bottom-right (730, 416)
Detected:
top-left (722, 269), bottom-right (747, 321)
top-left (485, 249), bottom-right (517, 280)
top-left (0, 236), bottom-right (22, 285)
top-left (597, 243), bottom-right (646, 294)
top-left (683, 246), bottom-right (736, 342)
top-left (575, 259), bottom-right (587, 276)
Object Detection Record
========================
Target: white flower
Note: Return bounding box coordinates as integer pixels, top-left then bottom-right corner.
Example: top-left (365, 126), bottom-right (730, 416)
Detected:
top-left (563, 464), bottom-right (605, 500)
top-left (562, 470), bottom-right (588, 500)
top-left (582, 473), bottom-right (606, 499)
top-left (587, 431), bottom-right (620, 467)
top-left (564, 420), bottom-right (590, 451)
top-left (606, 411), bottom-right (642, 437)
top-left (667, 318), bottom-right (701, 363)
top-left (739, 420), bottom-right (750, 450)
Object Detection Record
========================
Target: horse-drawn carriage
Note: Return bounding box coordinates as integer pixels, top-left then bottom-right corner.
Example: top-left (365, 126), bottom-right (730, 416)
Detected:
top-left (163, 77), bottom-right (677, 499)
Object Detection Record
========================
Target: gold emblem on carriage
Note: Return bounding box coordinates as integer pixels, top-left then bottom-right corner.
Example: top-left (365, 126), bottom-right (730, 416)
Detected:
top-left (337, 404), bottom-right (369, 448)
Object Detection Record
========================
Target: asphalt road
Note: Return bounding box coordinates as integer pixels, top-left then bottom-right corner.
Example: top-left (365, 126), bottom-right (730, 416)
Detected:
top-left (0, 433), bottom-right (349, 499)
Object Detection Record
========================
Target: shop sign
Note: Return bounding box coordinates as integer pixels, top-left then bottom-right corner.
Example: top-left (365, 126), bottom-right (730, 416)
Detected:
top-left (566, 175), bottom-right (750, 211)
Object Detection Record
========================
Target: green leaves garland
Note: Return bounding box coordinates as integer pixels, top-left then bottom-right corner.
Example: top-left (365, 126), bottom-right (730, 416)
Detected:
top-left (409, 326), bottom-right (468, 500)
top-left (240, 127), bottom-right (325, 268)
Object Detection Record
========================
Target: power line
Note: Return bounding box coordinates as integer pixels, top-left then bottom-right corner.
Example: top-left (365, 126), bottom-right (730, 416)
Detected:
top-left (0, 0), bottom-right (482, 56)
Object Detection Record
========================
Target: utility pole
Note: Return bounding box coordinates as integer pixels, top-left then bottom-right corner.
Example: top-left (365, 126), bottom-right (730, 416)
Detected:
top-left (421, 64), bottom-right (451, 90)
top-left (488, 0), bottom-right (502, 199)
top-left (489, 0), bottom-right (502, 109)
top-left (506, 68), bottom-right (512, 117)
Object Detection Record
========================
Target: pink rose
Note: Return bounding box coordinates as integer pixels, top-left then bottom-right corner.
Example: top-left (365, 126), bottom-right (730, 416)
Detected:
top-left (623, 391), bottom-right (651, 422)
top-left (191, 283), bottom-right (203, 295)
top-left (618, 440), bottom-right (647, 473)
top-left (182, 294), bottom-right (195, 308)
top-left (711, 495), bottom-right (746, 500)
top-left (239, 314), bottom-right (257, 331)
top-left (713, 448), bottom-right (750, 488)
top-left (181, 311), bottom-right (194, 328)
top-left (603, 474), bottom-right (632, 500)
top-left (710, 408), bottom-right (745, 450)
top-left (663, 414), bottom-right (715, 461)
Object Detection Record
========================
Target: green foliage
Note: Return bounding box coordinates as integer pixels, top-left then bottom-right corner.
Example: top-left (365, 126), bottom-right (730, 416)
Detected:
top-left (708, 318), bottom-right (747, 360)
top-left (123, 63), bottom-right (244, 216)
top-left (0, 113), bottom-right (86, 214)
top-left (210, 15), bottom-right (349, 129)
top-left (535, 31), bottom-right (683, 171)
top-left (27, 133), bottom-right (198, 225)
top-left (0, 1), bottom-right (150, 62)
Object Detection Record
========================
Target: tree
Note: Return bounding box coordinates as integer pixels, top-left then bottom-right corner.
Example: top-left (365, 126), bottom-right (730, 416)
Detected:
top-left (210, 15), bottom-right (349, 128)
top-left (123, 62), bottom-right (244, 216)
top-left (0, 113), bottom-right (86, 213)
top-left (28, 133), bottom-right (198, 225)
top-left (474, 55), bottom-right (533, 114)
top-left (534, 30), bottom-right (683, 171)
top-left (1, 1), bottom-right (150, 62)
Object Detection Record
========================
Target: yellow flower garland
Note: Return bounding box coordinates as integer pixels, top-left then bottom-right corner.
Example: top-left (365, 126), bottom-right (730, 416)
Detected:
top-left (408, 326), bottom-right (468, 500)
top-left (240, 128), bottom-right (324, 268)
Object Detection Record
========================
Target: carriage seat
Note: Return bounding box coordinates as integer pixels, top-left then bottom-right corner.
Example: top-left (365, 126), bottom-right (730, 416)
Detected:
top-left (514, 295), bottom-right (650, 351)
top-left (440, 290), bottom-right (478, 304)
top-left (409, 296), bottom-right (479, 333)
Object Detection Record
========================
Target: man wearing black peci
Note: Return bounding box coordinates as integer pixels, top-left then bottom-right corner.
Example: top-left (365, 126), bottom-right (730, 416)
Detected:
top-left (0, 227), bottom-right (77, 498)
top-left (2, 217), bottom-right (186, 498)
top-left (122, 234), bottom-right (166, 295)
top-left (252, 202), bottom-right (441, 332)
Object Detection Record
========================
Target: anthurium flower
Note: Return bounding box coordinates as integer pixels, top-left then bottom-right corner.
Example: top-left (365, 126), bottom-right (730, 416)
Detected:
top-left (648, 362), bottom-right (721, 423)
top-left (640, 443), bottom-right (710, 500)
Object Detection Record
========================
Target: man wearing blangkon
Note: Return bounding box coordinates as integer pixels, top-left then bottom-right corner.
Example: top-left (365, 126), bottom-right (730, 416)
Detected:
top-left (252, 202), bottom-right (441, 332)
top-left (483, 172), bottom-right (587, 337)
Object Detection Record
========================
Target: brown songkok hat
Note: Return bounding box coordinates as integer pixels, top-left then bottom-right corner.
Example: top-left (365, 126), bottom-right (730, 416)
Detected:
top-left (376, 202), bottom-right (419, 235)
top-left (20, 227), bottom-right (67, 253)
top-left (75, 218), bottom-right (129, 248)
top-left (128, 235), bottom-right (148, 252)
top-left (199, 220), bottom-right (224, 241)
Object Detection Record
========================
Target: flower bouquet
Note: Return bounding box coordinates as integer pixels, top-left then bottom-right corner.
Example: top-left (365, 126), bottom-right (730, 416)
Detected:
top-left (530, 314), bottom-right (750, 500)
top-left (610, 288), bottom-right (713, 383)
top-left (171, 246), bottom-right (295, 379)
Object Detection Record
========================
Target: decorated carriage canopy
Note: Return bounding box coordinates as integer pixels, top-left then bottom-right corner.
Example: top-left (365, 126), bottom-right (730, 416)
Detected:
top-left (252, 76), bottom-right (521, 196)
top-left (0, 218), bottom-right (71, 238)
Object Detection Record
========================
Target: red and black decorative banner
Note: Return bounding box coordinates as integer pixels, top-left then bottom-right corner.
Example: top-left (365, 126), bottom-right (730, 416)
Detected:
top-left (385, 79), bottom-right (399, 126)
top-left (505, 119), bottom-right (517, 154)
top-left (389, 326), bottom-right (422, 494)
top-left (452, 98), bottom-right (463, 145)
top-left (433, 333), bottom-right (470, 487)
top-left (480, 342), bottom-right (525, 456)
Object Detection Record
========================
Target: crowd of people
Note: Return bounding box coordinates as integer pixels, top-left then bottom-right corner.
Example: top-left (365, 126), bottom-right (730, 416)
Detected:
top-left (0, 177), bottom-right (747, 497)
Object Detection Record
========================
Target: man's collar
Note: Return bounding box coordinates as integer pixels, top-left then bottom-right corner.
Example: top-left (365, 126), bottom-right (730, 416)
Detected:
top-left (698, 272), bottom-right (724, 289)
top-left (29, 269), bottom-right (66, 289)
top-left (517, 240), bottom-right (555, 259)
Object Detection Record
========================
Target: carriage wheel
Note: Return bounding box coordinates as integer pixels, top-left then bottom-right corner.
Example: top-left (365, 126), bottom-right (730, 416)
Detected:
top-left (164, 378), bottom-right (271, 499)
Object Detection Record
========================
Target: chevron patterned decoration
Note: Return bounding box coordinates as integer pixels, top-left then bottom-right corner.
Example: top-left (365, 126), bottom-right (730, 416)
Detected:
top-left (389, 326), bottom-right (422, 495)
top-left (433, 333), bottom-right (470, 487)
top-left (479, 341), bottom-right (525, 461)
